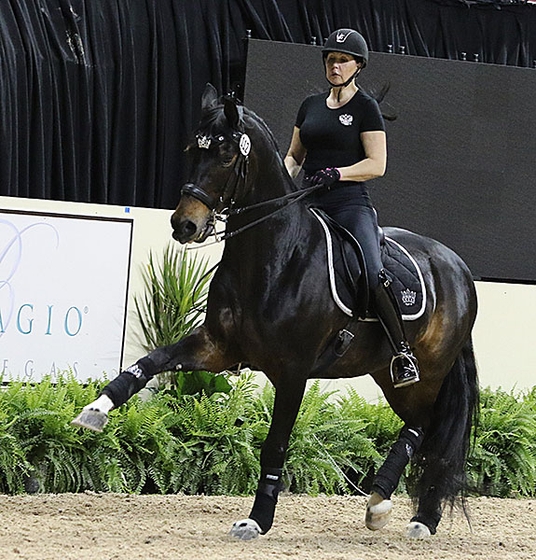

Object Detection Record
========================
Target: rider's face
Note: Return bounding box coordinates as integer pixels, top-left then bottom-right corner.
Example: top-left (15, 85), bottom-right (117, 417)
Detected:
top-left (324, 52), bottom-right (359, 85)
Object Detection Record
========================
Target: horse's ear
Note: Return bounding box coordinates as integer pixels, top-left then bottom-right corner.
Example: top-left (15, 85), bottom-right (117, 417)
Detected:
top-left (201, 83), bottom-right (219, 111)
top-left (223, 96), bottom-right (240, 129)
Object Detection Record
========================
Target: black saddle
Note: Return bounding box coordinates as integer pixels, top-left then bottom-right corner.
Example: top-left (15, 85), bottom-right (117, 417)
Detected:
top-left (310, 208), bottom-right (426, 321)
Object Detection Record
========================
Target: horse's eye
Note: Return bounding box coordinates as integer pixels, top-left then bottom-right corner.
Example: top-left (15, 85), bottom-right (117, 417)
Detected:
top-left (219, 143), bottom-right (236, 166)
top-left (221, 155), bottom-right (236, 167)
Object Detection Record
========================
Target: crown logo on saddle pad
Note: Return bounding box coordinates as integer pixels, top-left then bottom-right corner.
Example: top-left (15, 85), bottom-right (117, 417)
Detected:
top-left (401, 288), bottom-right (417, 307)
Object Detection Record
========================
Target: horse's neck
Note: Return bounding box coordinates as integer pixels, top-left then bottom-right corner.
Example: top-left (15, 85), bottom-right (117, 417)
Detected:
top-left (227, 128), bottom-right (313, 263)
top-left (225, 193), bottom-right (313, 269)
top-left (250, 148), bottom-right (296, 200)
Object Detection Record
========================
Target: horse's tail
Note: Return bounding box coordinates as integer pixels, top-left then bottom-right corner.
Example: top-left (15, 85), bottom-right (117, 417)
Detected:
top-left (410, 337), bottom-right (479, 533)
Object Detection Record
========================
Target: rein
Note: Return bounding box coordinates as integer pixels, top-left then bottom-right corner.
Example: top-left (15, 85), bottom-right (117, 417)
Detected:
top-left (219, 183), bottom-right (323, 241)
top-left (183, 124), bottom-right (324, 244)
top-left (186, 184), bottom-right (323, 248)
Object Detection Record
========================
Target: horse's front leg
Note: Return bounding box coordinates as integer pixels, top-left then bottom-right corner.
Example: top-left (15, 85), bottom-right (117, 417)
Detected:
top-left (71, 326), bottom-right (229, 432)
top-left (230, 374), bottom-right (307, 540)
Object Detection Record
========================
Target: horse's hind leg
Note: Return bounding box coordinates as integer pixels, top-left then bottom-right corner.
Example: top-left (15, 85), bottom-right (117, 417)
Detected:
top-left (408, 340), bottom-right (479, 538)
top-left (72, 326), bottom-right (231, 431)
top-left (231, 374), bottom-right (307, 540)
top-left (366, 425), bottom-right (425, 531)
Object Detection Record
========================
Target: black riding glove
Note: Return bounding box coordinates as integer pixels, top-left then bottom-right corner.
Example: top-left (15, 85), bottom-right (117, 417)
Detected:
top-left (309, 167), bottom-right (341, 189)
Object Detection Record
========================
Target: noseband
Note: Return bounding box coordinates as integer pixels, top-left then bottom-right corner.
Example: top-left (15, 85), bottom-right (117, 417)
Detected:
top-left (181, 182), bottom-right (220, 211)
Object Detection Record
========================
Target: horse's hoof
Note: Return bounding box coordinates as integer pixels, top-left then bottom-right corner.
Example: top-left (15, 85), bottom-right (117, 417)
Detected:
top-left (230, 519), bottom-right (262, 540)
top-left (71, 410), bottom-right (109, 432)
top-left (406, 521), bottom-right (431, 539)
top-left (365, 491), bottom-right (393, 531)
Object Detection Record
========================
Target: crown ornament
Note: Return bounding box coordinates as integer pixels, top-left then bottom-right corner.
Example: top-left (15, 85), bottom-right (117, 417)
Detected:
top-left (197, 135), bottom-right (211, 149)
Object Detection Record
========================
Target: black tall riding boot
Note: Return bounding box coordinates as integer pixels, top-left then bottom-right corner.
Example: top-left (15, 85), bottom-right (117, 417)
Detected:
top-left (373, 270), bottom-right (420, 388)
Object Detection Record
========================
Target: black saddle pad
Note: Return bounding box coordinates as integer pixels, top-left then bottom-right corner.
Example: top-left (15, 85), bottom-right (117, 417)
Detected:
top-left (311, 208), bottom-right (426, 321)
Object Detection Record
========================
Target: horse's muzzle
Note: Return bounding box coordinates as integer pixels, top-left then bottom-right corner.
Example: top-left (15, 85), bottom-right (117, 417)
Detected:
top-left (170, 211), bottom-right (213, 244)
top-left (171, 214), bottom-right (197, 243)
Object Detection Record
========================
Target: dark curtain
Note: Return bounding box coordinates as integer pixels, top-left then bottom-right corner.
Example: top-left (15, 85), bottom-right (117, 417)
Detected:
top-left (1, 0), bottom-right (535, 209)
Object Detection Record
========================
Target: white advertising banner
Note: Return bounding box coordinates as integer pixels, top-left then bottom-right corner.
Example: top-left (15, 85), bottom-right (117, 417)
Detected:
top-left (0, 210), bottom-right (133, 382)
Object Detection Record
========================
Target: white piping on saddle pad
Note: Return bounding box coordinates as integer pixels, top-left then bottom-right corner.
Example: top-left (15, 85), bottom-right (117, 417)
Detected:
top-left (384, 236), bottom-right (427, 321)
top-left (311, 209), bottom-right (427, 321)
top-left (312, 209), bottom-right (354, 317)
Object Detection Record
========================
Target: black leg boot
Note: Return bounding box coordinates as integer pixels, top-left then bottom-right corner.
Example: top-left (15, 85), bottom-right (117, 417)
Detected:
top-left (374, 270), bottom-right (420, 388)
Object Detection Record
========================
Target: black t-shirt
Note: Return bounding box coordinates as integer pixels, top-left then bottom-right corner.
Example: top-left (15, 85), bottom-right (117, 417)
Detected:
top-left (295, 89), bottom-right (385, 174)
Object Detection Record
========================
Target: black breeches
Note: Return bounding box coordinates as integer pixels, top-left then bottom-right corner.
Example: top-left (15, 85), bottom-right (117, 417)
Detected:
top-left (314, 197), bottom-right (383, 289)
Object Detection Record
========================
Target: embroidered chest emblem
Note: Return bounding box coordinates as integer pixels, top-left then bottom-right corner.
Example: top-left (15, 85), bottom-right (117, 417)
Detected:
top-left (339, 114), bottom-right (353, 126)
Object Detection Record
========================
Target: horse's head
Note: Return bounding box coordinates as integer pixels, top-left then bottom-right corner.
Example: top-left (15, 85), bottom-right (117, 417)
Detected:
top-left (171, 84), bottom-right (258, 244)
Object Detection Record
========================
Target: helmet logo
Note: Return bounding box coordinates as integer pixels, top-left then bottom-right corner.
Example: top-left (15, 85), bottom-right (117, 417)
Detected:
top-left (339, 114), bottom-right (353, 126)
top-left (336, 31), bottom-right (353, 43)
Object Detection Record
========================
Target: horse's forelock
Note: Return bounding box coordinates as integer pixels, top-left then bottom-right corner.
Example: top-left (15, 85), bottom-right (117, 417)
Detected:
top-left (197, 106), bottom-right (225, 135)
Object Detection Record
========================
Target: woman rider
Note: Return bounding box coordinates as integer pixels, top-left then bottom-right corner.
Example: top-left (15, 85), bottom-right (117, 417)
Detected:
top-left (284, 28), bottom-right (419, 388)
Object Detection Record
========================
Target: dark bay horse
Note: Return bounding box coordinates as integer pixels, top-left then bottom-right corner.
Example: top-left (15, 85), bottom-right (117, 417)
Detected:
top-left (73, 84), bottom-right (479, 540)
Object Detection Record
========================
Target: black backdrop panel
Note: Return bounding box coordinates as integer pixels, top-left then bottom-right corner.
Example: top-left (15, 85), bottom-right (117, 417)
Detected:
top-left (245, 39), bottom-right (536, 283)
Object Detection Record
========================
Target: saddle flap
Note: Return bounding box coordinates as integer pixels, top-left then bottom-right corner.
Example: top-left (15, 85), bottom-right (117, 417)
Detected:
top-left (311, 208), bottom-right (368, 317)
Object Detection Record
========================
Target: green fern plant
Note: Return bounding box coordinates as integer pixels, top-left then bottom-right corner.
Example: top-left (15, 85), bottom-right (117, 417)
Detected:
top-left (92, 396), bottom-right (175, 493)
top-left (2, 369), bottom-right (536, 498)
top-left (165, 374), bottom-right (264, 495)
top-left (334, 388), bottom-right (402, 492)
top-left (467, 387), bottom-right (536, 497)
top-left (0, 397), bottom-right (30, 493)
top-left (3, 375), bottom-right (105, 493)
top-left (255, 382), bottom-right (387, 496)
top-left (133, 242), bottom-right (231, 395)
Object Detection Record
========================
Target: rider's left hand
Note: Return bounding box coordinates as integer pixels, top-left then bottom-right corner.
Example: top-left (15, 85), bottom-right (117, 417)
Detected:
top-left (309, 167), bottom-right (341, 189)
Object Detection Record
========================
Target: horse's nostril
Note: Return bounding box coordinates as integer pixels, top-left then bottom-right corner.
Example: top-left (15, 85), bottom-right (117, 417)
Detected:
top-left (171, 213), bottom-right (197, 240)
top-left (181, 221), bottom-right (197, 238)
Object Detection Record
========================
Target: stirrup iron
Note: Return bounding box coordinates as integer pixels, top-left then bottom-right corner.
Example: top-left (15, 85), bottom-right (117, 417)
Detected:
top-left (390, 350), bottom-right (420, 388)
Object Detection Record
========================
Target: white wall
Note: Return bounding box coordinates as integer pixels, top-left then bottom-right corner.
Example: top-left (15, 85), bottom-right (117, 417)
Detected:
top-left (0, 196), bottom-right (223, 379)
top-left (312, 279), bottom-right (536, 401)
top-left (1, 196), bottom-right (534, 399)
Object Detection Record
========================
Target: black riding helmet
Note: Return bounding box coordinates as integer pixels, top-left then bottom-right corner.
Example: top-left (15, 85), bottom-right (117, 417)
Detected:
top-left (322, 29), bottom-right (369, 68)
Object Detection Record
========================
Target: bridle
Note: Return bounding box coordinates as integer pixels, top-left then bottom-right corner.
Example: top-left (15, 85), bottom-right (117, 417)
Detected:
top-left (181, 130), bottom-right (250, 213)
top-left (180, 129), bottom-right (323, 243)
